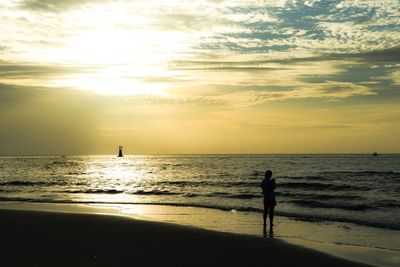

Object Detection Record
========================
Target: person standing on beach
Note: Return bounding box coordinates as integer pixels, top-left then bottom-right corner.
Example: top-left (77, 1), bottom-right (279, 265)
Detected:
top-left (261, 170), bottom-right (276, 236)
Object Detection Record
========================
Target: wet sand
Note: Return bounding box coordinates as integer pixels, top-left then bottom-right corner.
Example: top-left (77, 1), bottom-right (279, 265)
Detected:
top-left (0, 209), bottom-right (369, 267)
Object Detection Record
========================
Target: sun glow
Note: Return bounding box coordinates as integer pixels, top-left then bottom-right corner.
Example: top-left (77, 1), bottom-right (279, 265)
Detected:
top-left (52, 66), bottom-right (170, 96)
top-left (56, 76), bottom-right (169, 96)
top-left (36, 3), bottom-right (193, 95)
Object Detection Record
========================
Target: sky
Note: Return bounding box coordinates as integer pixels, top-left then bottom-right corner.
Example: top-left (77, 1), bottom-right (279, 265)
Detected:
top-left (0, 0), bottom-right (399, 155)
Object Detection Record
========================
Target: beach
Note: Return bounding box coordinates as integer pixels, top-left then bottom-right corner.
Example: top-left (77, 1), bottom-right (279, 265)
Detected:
top-left (2, 0), bottom-right (400, 265)
top-left (0, 206), bottom-right (370, 267)
top-left (1, 155), bottom-right (400, 266)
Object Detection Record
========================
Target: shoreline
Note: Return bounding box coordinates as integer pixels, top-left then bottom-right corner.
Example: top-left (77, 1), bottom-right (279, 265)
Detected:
top-left (1, 202), bottom-right (399, 266)
top-left (0, 206), bottom-right (370, 267)
top-left (1, 197), bottom-right (398, 231)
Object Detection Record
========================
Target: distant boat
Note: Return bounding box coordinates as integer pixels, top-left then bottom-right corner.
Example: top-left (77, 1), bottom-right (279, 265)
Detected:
top-left (373, 152), bottom-right (378, 156)
top-left (118, 146), bottom-right (123, 157)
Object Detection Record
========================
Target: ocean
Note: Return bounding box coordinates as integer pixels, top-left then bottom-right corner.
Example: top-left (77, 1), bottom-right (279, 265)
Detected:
top-left (1, 154), bottom-right (399, 253)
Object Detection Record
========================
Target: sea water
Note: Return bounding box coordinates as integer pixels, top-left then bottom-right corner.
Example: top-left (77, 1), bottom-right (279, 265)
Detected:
top-left (1, 154), bottom-right (399, 253)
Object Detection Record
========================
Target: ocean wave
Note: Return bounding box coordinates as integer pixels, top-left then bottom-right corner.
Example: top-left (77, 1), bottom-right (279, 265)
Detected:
top-left (1, 197), bottom-right (399, 230)
top-left (226, 181), bottom-right (260, 187)
top-left (183, 193), bottom-right (200, 197)
top-left (374, 200), bottom-right (400, 209)
top-left (159, 180), bottom-right (260, 187)
top-left (209, 192), bottom-right (230, 196)
top-left (61, 188), bottom-right (181, 196)
top-left (0, 181), bottom-right (87, 187)
top-left (67, 171), bottom-right (87, 175)
top-left (279, 175), bottom-right (328, 181)
top-left (63, 189), bottom-right (124, 194)
top-left (0, 188), bottom-right (12, 192)
top-left (278, 181), bottom-right (366, 191)
top-left (160, 181), bottom-right (204, 186)
top-left (287, 199), bottom-right (369, 211)
top-left (275, 210), bottom-right (400, 231)
top-left (163, 191), bottom-right (260, 200)
top-left (321, 171), bottom-right (400, 178)
top-left (276, 191), bottom-right (364, 201)
top-left (1, 186), bottom-right (260, 200)
top-left (44, 160), bottom-right (81, 169)
top-left (227, 193), bottom-right (260, 199)
top-left (131, 190), bottom-right (180, 196)
top-left (0, 181), bottom-right (68, 186)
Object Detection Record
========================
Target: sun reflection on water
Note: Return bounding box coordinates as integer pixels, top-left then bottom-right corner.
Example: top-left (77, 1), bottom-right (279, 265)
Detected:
top-left (73, 156), bottom-right (149, 203)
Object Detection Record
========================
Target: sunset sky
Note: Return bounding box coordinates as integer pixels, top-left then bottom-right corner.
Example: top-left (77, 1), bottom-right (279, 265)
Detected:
top-left (1, 0), bottom-right (399, 155)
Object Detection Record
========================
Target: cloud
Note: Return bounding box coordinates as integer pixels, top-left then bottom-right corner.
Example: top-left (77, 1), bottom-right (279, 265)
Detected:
top-left (390, 71), bottom-right (400, 85)
top-left (20, 0), bottom-right (113, 12)
top-left (275, 46), bottom-right (400, 66)
top-left (167, 80), bottom-right (376, 109)
top-left (0, 0), bottom-right (398, 105)
top-left (0, 61), bottom-right (93, 78)
top-left (6, 0), bottom-right (400, 64)
top-left (346, 47), bottom-right (400, 64)
top-left (0, 61), bottom-right (103, 90)
top-left (249, 81), bottom-right (372, 104)
top-left (171, 46), bottom-right (400, 71)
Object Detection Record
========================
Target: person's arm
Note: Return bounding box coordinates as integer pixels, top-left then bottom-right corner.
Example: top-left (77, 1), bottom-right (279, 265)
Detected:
top-left (271, 179), bottom-right (276, 190)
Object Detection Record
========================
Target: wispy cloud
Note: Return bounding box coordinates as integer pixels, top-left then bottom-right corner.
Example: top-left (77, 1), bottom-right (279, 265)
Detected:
top-left (0, 0), bottom-right (399, 105)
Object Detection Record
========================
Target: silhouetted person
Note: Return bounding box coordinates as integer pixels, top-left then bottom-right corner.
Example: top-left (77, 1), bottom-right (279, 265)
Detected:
top-left (261, 170), bottom-right (276, 237)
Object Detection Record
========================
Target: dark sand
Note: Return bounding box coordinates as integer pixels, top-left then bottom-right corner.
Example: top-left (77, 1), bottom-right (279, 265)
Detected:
top-left (0, 209), bottom-right (370, 267)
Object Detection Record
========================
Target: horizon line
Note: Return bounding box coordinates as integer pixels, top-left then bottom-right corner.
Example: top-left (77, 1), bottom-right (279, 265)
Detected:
top-left (0, 152), bottom-right (398, 157)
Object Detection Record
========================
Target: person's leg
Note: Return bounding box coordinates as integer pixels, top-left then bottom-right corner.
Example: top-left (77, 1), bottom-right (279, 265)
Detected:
top-left (263, 200), bottom-right (268, 226)
top-left (269, 206), bottom-right (275, 232)
top-left (263, 201), bottom-right (268, 237)
top-left (263, 208), bottom-right (267, 226)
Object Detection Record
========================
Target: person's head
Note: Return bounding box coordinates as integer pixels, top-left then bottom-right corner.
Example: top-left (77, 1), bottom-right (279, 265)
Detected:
top-left (265, 170), bottom-right (272, 179)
